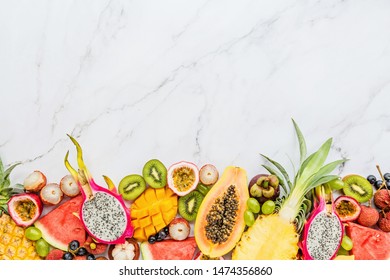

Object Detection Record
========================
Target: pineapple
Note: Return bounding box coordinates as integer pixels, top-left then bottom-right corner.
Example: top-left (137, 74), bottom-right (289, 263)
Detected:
top-left (232, 120), bottom-right (346, 260)
top-left (0, 158), bottom-right (24, 215)
top-left (0, 157), bottom-right (41, 260)
top-left (0, 214), bottom-right (41, 260)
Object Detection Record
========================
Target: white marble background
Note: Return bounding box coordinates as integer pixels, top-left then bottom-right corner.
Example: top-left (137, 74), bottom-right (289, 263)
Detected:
top-left (1, 0), bottom-right (390, 187)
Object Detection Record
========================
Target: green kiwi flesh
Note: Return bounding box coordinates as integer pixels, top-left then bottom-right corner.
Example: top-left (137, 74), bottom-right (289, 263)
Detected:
top-left (178, 190), bottom-right (204, 222)
top-left (142, 159), bottom-right (167, 188)
top-left (118, 174), bottom-right (146, 201)
top-left (342, 174), bottom-right (373, 203)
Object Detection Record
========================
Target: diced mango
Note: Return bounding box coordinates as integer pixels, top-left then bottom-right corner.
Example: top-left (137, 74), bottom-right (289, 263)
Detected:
top-left (130, 187), bottom-right (178, 241)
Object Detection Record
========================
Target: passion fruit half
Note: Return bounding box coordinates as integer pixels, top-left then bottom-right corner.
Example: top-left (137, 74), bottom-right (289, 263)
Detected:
top-left (334, 195), bottom-right (361, 222)
top-left (167, 161), bottom-right (199, 196)
top-left (7, 193), bottom-right (43, 227)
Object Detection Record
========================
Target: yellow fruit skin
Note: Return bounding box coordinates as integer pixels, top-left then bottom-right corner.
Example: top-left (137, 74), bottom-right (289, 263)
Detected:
top-left (130, 187), bottom-right (177, 241)
top-left (195, 166), bottom-right (248, 258)
top-left (232, 214), bottom-right (299, 260)
top-left (0, 214), bottom-right (41, 260)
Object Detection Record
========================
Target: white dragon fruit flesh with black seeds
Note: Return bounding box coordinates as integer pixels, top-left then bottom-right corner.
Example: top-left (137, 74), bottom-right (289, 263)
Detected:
top-left (301, 185), bottom-right (344, 260)
top-left (82, 192), bottom-right (127, 242)
top-left (305, 212), bottom-right (342, 260)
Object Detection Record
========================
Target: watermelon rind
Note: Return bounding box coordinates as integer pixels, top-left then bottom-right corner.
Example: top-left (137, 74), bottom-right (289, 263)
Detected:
top-left (34, 196), bottom-right (86, 251)
top-left (140, 237), bottom-right (197, 260)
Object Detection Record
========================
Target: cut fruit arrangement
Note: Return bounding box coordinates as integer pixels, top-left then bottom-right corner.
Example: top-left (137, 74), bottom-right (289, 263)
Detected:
top-left (1, 120), bottom-right (390, 260)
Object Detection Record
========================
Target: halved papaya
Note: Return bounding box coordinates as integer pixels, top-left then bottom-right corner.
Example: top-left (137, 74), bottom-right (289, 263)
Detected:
top-left (194, 166), bottom-right (248, 258)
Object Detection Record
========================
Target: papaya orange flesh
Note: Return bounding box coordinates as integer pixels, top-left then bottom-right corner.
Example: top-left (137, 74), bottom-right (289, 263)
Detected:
top-left (194, 166), bottom-right (248, 258)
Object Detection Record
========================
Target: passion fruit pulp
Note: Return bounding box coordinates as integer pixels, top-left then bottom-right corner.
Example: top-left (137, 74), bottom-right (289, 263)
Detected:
top-left (7, 193), bottom-right (43, 227)
top-left (334, 196), bottom-right (361, 222)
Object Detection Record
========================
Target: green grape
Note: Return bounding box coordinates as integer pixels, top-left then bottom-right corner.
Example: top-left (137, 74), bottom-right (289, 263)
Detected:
top-left (246, 198), bottom-right (260, 214)
top-left (35, 238), bottom-right (50, 257)
top-left (325, 178), bottom-right (345, 191)
top-left (341, 235), bottom-right (353, 251)
top-left (244, 210), bottom-right (255, 227)
top-left (196, 183), bottom-right (210, 197)
top-left (261, 200), bottom-right (275, 215)
top-left (337, 246), bottom-right (349, 256)
top-left (25, 226), bottom-right (42, 241)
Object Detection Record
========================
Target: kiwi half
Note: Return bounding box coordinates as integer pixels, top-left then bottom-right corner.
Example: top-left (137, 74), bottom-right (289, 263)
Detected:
top-left (342, 174), bottom-right (373, 203)
top-left (142, 159), bottom-right (167, 188)
top-left (118, 174), bottom-right (146, 201)
top-left (178, 190), bottom-right (204, 222)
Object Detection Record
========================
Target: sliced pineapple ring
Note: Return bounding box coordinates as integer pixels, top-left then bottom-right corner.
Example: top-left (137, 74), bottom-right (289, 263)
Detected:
top-left (130, 187), bottom-right (177, 241)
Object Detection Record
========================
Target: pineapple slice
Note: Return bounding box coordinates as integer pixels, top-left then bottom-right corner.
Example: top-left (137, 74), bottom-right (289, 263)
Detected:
top-left (0, 214), bottom-right (41, 260)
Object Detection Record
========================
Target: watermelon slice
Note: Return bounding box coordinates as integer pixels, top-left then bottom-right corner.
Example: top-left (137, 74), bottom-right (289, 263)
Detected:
top-left (35, 195), bottom-right (86, 251)
top-left (141, 237), bottom-right (197, 260)
top-left (346, 222), bottom-right (390, 260)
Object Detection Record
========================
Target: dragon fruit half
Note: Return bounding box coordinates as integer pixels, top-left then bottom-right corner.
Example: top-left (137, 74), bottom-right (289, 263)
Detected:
top-left (301, 185), bottom-right (343, 260)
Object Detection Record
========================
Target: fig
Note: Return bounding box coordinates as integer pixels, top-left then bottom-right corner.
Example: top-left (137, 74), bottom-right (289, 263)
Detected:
top-left (7, 193), bottom-right (43, 227)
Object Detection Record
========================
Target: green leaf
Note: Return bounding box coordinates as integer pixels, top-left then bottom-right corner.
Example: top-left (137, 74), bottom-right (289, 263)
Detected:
top-left (0, 158), bottom-right (4, 175)
top-left (261, 164), bottom-right (288, 194)
top-left (1, 163), bottom-right (20, 184)
top-left (261, 154), bottom-right (292, 190)
top-left (292, 119), bottom-right (307, 165)
top-left (310, 174), bottom-right (340, 188)
top-left (304, 159), bottom-right (347, 188)
top-left (297, 138), bottom-right (332, 185)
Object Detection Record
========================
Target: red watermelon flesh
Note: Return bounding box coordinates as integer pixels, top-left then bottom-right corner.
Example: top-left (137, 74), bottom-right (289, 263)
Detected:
top-left (141, 237), bottom-right (197, 260)
top-left (346, 222), bottom-right (390, 260)
top-left (35, 195), bottom-right (86, 251)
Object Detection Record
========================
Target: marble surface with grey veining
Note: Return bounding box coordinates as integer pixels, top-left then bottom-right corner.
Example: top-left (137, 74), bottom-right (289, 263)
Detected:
top-left (1, 0), bottom-right (390, 187)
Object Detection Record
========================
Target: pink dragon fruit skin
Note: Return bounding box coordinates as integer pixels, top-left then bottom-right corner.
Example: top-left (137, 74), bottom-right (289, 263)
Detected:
top-left (64, 135), bottom-right (134, 245)
top-left (301, 186), bottom-right (344, 260)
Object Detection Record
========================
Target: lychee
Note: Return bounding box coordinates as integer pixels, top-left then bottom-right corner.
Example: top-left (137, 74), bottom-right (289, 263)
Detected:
top-left (374, 189), bottom-right (390, 210)
top-left (23, 170), bottom-right (47, 192)
top-left (40, 183), bottom-right (63, 205)
top-left (378, 212), bottom-right (390, 232)
top-left (356, 205), bottom-right (379, 227)
top-left (168, 218), bottom-right (190, 241)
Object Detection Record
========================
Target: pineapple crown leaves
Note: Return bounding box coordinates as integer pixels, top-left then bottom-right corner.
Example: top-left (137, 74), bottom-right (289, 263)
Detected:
top-left (0, 157), bottom-right (24, 215)
top-left (260, 119), bottom-right (348, 229)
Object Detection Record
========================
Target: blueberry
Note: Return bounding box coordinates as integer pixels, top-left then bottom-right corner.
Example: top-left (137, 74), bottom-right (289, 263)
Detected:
top-left (68, 240), bottom-right (80, 252)
top-left (386, 181), bottom-right (390, 188)
top-left (76, 247), bottom-right (88, 256)
top-left (367, 175), bottom-right (376, 184)
top-left (384, 173), bottom-right (390, 181)
top-left (156, 230), bottom-right (167, 241)
top-left (164, 227), bottom-right (169, 235)
top-left (86, 254), bottom-right (96, 260)
top-left (148, 235), bottom-right (157, 244)
top-left (375, 180), bottom-right (383, 189)
top-left (62, 252), bottom-right (74, 260)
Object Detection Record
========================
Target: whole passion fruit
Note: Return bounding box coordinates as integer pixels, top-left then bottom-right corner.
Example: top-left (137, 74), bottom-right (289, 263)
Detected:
top-left (334, 195), bottom-right (361, 222)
